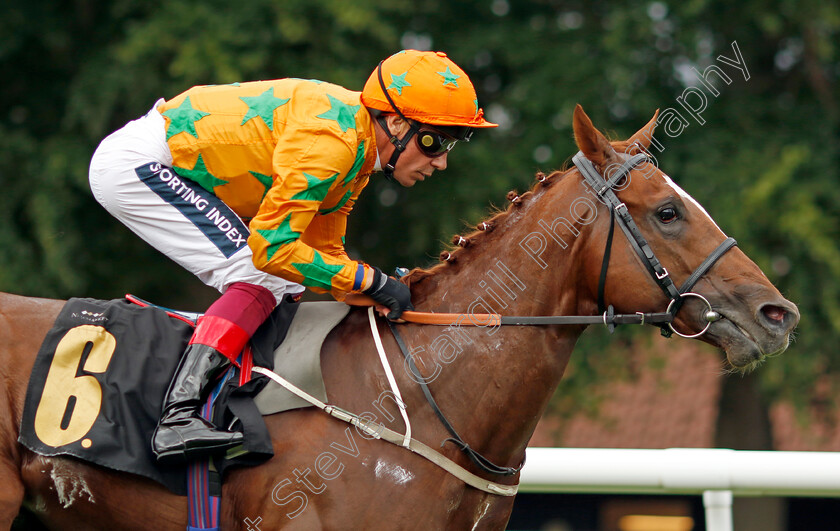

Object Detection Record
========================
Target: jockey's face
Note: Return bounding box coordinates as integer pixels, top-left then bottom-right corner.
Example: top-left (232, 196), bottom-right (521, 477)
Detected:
top-left (376, 115), bottom-right (449, 188)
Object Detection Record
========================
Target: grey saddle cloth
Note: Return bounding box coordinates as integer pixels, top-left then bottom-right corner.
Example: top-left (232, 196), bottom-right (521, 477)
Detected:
top-left (253, 301), bottom-right (351, 415)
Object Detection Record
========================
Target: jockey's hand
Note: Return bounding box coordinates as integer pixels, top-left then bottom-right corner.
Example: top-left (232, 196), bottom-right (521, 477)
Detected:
top-left (364, 267), bottom-right (414, 320)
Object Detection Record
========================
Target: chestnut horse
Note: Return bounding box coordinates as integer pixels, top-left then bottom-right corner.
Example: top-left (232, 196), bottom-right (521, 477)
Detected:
top-left (2, 106), bottom-right (798, 530)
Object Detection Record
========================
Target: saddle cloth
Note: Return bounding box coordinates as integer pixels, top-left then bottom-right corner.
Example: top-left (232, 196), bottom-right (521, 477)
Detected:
top-left (254, 301), bottom-right (349, 414)
top-left (18, 296), bottom-right (349, 495)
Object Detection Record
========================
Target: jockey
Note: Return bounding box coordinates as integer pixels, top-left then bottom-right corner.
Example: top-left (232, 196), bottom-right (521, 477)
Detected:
top-left (88, 50), bottom-right (497, 463)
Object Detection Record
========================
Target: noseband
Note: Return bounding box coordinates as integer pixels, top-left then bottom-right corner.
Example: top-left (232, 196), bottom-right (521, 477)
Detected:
top-left (572, 150), bottom-right (737, 338)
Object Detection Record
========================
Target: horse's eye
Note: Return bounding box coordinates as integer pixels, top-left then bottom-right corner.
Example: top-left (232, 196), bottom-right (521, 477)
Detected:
top-left (657, 207), bottom-right (678, 224)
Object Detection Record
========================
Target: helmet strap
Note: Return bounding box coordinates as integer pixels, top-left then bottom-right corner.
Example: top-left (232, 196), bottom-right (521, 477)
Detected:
top-left (377, 116), bottom-right (419, 182)
top-left (375, 61), bottom-right (422, 182)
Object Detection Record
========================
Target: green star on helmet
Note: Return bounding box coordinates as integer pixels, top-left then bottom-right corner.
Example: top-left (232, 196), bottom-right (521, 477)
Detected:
top-left (437, 66), bottom-right (461, 87)
top-left (316, 95), bottom-right (360, 132)
top-left (162, 96), bottom-right (210, 140)
top-left (292, 251), bottom-right (345, 290)
top-left (387, 71), bottom-right (411, 95)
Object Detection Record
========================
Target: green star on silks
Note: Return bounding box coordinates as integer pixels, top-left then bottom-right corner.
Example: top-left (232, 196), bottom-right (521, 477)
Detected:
top-left (387, 71), bottom-right (411, 95)
top-left (249, 170), bottom-right (273, 200)
top-left (240, 87), bottom-right (289, 131)
top-left (437, 66), bottom-right (460, 87)
top-left (162, 96), bottom-right (210, 140)
top-left (291, 172), bottom-right (338, 202)
top-left (343, 141), bottom-right (366, 185)
top-left (257, 215), bottom-right (300, 260)
top-left (315, 95), bottom-right (360, 132)
top-left (174, 154), bottom-right (228, 194)
top-left (291, 251), bottom-right (345, 290)
top-left (318, 188), bottom-right (353, 215)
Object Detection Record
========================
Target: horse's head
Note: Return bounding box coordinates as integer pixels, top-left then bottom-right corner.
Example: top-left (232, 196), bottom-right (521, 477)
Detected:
top-left (572, 105), bottom-right (799, 368)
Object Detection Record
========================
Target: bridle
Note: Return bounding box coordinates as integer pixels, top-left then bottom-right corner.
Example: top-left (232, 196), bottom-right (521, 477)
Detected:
top-left (572, 150), bottom-right (738, 338)
top-left (371, 149), bottom-right (738, 337)
top-left (369, 150), bottom-right (739, 479)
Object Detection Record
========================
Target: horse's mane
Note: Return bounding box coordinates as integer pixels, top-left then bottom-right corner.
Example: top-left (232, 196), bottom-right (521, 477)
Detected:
top-left (403, 140), bottom-right (635, 288)
top-left (402, 167), bottom-right (568, 288)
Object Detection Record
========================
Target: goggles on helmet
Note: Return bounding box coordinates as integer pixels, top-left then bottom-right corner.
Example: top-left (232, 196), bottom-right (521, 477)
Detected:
top-left (416, 128), bottom-right (458, 158)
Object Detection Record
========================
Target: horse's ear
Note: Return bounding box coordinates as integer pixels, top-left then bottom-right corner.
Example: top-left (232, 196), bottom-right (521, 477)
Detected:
top-left (573, 104), bottom-right (619, 168)
top-left (626, 109), bottom-right (660, 150)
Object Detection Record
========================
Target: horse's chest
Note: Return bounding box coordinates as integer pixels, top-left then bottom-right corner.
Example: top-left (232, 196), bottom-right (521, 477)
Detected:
top-left (448, 492), bottom-right (513, 530)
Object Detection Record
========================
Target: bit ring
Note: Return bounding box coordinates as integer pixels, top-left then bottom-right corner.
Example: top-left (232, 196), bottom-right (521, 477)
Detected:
top-left (666, 292), bottom-right (715, 338)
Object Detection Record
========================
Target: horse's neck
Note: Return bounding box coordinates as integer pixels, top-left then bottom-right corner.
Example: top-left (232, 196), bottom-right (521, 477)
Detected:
top-left (412, 175), bottom-right (596, 319)
top-left (404, 176), bottom-right (597, 465)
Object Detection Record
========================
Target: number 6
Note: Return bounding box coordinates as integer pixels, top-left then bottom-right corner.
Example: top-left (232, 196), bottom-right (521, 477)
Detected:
top-left (33, 324), bottom-right (116, 447)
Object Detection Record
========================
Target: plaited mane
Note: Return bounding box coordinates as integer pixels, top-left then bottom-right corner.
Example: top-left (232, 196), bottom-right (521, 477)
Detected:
top-left (403, 139), bottom-right (637, 288)
top-left (403, 168), bottom-right (567, 288)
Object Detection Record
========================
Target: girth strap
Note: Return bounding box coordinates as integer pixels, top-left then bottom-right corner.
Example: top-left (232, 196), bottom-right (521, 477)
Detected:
top-left (249, 369), bottom-right (519, 496)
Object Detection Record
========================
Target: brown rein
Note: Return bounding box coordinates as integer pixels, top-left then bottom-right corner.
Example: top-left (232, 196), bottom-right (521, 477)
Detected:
top-left (344, 293), bottom-right (676, 329)
top-left (345, 294), bottom-right (503, 326)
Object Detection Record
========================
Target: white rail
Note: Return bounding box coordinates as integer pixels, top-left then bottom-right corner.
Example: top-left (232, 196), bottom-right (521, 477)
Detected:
top-left (519, 448), bottom-right (840, 531)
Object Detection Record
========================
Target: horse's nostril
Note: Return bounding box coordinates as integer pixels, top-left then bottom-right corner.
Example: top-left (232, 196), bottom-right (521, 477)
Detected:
top-left (762, 305), bottom-right (787, 322)
top-left (757, 301), bottom-right (800, 332)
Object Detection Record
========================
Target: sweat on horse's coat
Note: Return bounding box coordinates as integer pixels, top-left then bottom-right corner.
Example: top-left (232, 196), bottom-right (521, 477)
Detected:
top-left (48, 460), bottom-right (95, 509)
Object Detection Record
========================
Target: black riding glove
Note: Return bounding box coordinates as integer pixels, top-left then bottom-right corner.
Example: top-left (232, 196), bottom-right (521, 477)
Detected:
top-left (363, 266), bottom-right (414, 320)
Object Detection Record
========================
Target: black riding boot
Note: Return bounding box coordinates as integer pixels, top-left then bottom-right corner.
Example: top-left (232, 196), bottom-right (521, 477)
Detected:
top-left (152, 343), bottom-right (244, 463)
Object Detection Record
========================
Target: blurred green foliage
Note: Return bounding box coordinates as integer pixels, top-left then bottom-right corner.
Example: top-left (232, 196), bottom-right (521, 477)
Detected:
top-left (1, 0), bottom-right (837, 409)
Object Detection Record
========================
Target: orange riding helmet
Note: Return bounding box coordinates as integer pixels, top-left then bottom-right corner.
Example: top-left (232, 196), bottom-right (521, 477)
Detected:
top-left (362, 50), bottom-right (496, 179)
top-left (361, 50), bottom-right (497, 134)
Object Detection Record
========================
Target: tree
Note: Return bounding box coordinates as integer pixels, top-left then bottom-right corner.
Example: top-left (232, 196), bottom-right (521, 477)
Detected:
top-left (1, 0), bottom-right (837, 411)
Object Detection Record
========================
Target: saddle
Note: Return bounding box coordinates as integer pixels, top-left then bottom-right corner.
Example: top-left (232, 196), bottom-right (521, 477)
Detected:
top-left (17, 295), bottom-right (346, 495)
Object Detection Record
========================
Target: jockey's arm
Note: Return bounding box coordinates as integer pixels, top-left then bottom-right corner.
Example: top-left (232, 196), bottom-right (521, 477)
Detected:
top-left (299, 182), bottom-right (366, 263)
top-left (247, 126), bottom-right (375, 300)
